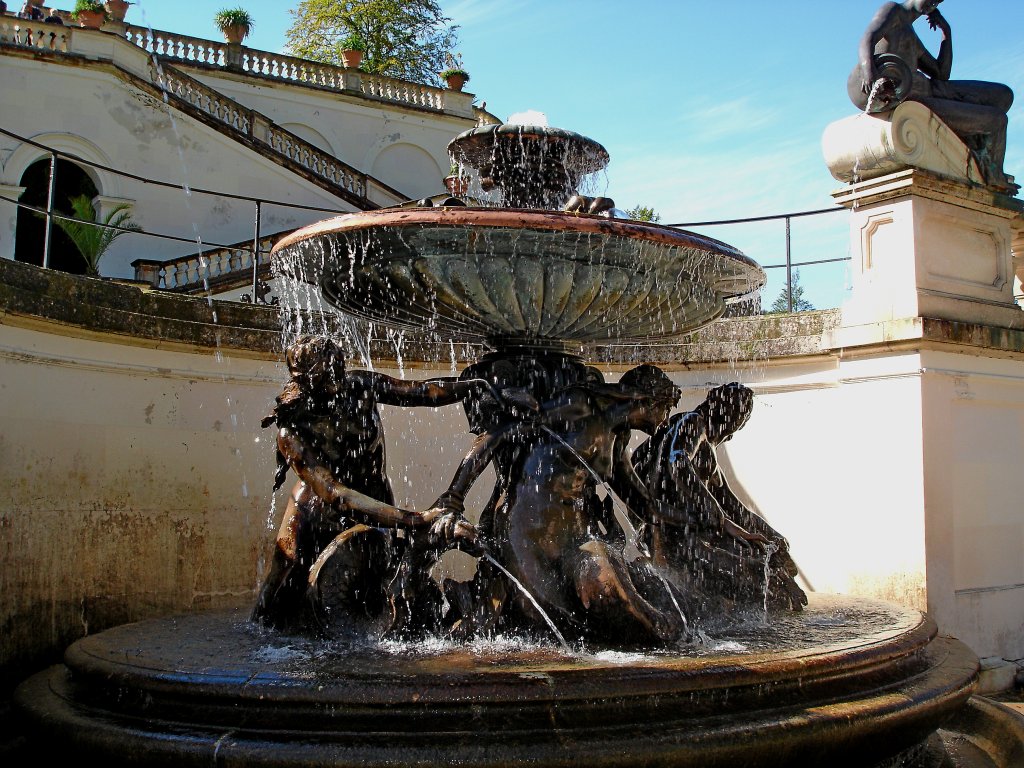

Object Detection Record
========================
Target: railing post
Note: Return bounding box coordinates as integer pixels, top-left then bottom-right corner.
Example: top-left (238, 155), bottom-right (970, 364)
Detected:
top-left (42, 151), bottom-right (58, 269)
top-left (251, 199), bottom-right (262, 300)
top-left (785, 215), bottom-right (793, 313)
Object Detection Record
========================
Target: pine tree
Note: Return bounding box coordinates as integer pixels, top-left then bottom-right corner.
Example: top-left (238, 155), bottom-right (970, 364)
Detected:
top-left (768, 269), bottom-right (814, 313)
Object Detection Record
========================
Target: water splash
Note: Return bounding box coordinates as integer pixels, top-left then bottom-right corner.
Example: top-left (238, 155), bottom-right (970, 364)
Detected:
top-left (762, 539), bottom-right (780, 619)
top-left (481, 552), bottom-right (570, 652)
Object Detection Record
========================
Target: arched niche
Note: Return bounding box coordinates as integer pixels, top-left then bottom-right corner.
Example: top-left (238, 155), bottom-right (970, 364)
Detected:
top-left (3, 133), bottom-right (119, 197)
top-left (369, 143), bottom-right (443, 201)
top-left (5, 134), bottom-right (125, 274)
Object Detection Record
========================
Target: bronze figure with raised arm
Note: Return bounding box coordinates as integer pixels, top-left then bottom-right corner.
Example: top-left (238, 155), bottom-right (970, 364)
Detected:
top-left (848, 0), bottom-right (1014, 191)
top-left (252, 335), bottom-right (502, 631)
top-left (427, 365), bottom-right (765, 646)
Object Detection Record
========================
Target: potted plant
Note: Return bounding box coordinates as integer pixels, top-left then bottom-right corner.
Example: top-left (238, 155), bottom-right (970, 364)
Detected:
top-left (104, 0), bottom-right (129, 23)
top-left (338, 31), bottom-right (365, 69)
top-left (73, 0), bottom-right (106, 29)
top-left (52, 195), bottom-right (141, 277)
top-left (440, 66), bottom-right (470, 91)
top-left (440, 52), bottom-right (469, 91)
top-left (214, 7), bottom-right (252, 44)
top-left (443, 164), bottom-right (469, 196)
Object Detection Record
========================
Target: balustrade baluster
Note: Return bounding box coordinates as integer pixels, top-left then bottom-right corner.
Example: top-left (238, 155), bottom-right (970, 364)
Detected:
top-left (172, 262), bottom-right (188, 289)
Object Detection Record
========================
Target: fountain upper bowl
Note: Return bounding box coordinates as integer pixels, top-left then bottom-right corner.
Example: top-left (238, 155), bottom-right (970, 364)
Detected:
top-left (272, 208), bottom-right (765, 346)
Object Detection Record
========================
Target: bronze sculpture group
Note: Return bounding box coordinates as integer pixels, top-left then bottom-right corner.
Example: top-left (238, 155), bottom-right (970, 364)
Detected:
top-left (253, 335), bottom-right (806, 648)
top-left (848, 0), bottom-right (1015, 192)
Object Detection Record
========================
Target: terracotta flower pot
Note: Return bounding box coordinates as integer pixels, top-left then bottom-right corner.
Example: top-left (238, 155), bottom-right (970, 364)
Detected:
top-left (444, 175), bottom-right (469, 196)
top-left (222, 24), bottom-right (248, 44)
top-left (340, 49), bottom-right (363, 69)
top-left (76, 9), bottom-right (105, 28)
top-left (444, 73), bottom-right (467, 92)
top-left (104, 0), bottom-right (129, 22)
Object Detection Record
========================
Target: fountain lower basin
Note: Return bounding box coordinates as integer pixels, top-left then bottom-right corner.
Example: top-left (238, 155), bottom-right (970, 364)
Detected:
top-left (15, 594), bottom-right (988, 767)
top-left (272, 208), bottom-right (764, 347)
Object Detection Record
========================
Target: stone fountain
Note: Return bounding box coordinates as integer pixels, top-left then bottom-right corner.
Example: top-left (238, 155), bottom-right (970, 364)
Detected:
top-left (12, 123), bottom-right (1005, 766)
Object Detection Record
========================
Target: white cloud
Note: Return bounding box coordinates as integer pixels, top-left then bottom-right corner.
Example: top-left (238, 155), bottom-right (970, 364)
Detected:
top-left (443, 0), bottom-right (530, 28)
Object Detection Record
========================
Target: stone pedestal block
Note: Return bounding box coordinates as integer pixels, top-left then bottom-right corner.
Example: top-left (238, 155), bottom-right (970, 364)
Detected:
top-left (832, 169), bottom-right (1023, 331)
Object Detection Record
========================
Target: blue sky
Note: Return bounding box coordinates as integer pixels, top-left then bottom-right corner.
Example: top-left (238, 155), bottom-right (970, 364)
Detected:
top-left (128, 1), bottom-right (1024, 310)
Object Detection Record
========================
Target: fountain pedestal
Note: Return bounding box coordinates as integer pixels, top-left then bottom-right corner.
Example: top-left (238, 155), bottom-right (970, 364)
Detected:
top-left (829, 168), bottom-right (1024, 334)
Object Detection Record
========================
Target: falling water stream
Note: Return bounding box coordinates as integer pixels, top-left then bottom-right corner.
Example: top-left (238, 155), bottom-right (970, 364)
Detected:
top-left (479, 552), bottom-right (571, 652)
top-left (539, 425), bottom-right (649, 557)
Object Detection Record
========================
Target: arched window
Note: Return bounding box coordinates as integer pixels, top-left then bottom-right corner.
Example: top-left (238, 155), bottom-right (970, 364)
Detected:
top-left (15, 158), bottom-right (99, 274)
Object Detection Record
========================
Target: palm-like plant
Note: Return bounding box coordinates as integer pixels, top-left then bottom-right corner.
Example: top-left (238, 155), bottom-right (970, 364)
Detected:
top-left (53, 194), bottom-right (141, 276)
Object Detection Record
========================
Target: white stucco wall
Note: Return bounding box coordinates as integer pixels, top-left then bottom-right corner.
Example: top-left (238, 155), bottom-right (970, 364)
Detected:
top-left (0, 51), bottom-right (477, 280)
top-left (0, 56), bottom-right (347, 277)
top-left (919, 350), bottom-right (1024, 660)
top-left (2, 307), bottom-right (1022, 678)
top-left (0, 318), bottom-right (283, 675)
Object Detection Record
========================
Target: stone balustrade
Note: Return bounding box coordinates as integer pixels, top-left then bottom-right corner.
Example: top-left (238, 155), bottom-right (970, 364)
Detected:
top-left (132, 233), bottom-right (280, 291)
top-left (263, 120), bottom-right (365, 198)
top-left (360, 72), bottom-right (445, 111)
top-left (125, 24), bottom-right (226, 67)
top-left (242, 48), bottom-right (349, 91)
top-left (121, 23), bottom-right (474, 119)
top-left (0, 16), bottom-right (68, 52)
top-left (150, 59), bottom-right (253, 134)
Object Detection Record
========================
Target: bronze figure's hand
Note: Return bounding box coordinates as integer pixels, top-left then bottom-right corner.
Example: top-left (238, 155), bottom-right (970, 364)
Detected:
top-left (927, 9), bottom-right (949, 35)
top-left (497, 386), bottom-right (540, 415)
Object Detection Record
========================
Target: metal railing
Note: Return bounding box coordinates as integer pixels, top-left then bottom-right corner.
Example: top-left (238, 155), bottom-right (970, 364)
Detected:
top-left (668, 208), bottom-right (849, 313)
top-left (0, 126), bottom-right (853, 310)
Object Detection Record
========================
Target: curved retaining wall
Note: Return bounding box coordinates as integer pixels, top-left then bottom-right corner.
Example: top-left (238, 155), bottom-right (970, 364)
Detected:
top-left (0, 258), bottom-right (836, 691)
top-left (2, 256), bottom-right (1023, 701)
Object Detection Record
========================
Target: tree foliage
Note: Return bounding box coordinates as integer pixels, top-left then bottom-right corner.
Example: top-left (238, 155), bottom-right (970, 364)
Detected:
top-left (768, 268), bottom-right (814, 313)
top-left (286, 0), bottom-right (458, 86)
top-left (52, 195), bottom-right (140, 276)
top-left (625, 205), bottom-right (660, 223)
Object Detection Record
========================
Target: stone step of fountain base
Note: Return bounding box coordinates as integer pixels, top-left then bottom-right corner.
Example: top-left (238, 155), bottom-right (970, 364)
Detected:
top-left (14, 593), bottom-right (1021, 768)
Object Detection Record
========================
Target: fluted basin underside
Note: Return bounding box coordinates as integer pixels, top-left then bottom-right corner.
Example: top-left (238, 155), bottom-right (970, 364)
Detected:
top-left (15, 595), bottom-right (983, 767)
top-left (272, 209), bottom-right (765, 346)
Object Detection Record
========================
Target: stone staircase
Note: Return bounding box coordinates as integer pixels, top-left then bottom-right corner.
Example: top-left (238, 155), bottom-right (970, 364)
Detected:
top-left (0, 15), bottom-right (412, 210)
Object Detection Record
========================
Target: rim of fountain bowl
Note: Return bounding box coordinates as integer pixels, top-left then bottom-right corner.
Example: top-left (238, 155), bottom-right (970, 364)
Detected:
top-left (271, 208), bottom-right (767, 347)
top-left (272, 207), bottom-right (762, 278)
top-left (447, 124), bottom-right (611, 173)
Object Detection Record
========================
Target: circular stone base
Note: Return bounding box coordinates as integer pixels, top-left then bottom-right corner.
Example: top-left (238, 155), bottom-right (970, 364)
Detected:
top-left (14, 595), bottom-right (987, 767)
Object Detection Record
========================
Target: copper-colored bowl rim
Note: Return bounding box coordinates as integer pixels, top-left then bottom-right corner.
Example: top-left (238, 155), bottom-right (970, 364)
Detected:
top-left (273, 208), bottom-right (761, 273)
